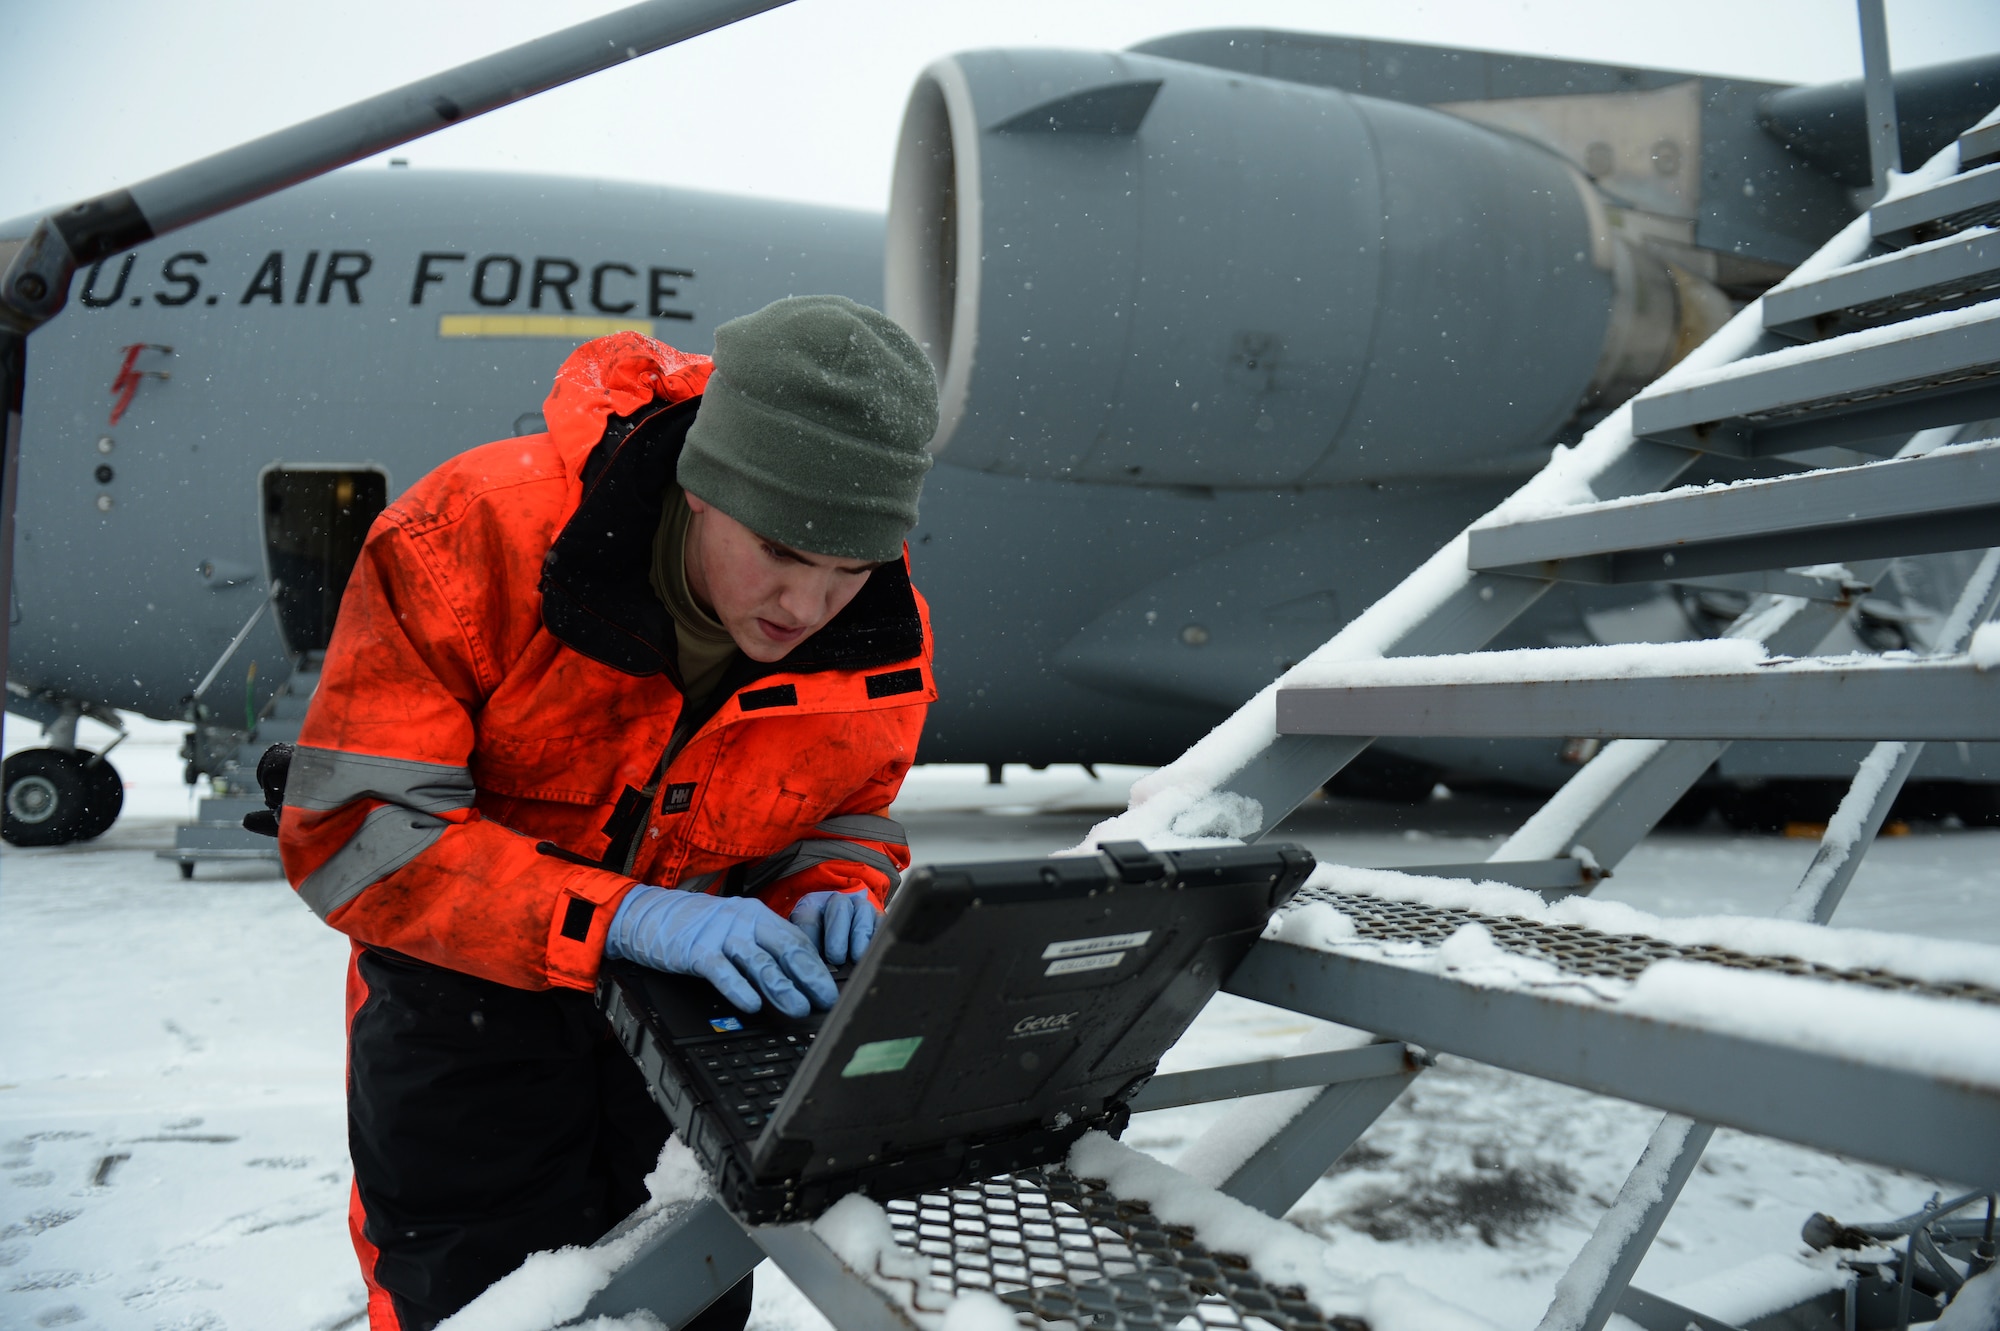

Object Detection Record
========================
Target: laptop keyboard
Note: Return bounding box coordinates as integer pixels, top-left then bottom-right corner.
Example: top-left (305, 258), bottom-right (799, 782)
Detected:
top-left (695, 1031), bottom-right (816, 1131)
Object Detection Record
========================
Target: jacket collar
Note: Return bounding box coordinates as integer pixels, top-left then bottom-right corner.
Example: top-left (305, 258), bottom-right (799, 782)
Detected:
top-left (538, 396), bottom-right (927, 684)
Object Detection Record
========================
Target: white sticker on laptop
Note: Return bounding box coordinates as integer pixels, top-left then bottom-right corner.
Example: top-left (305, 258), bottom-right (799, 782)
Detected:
top-left (1042, 931), bottom-right (1150, 961)
top-left (1045, 951), bottom-right (1127, 976)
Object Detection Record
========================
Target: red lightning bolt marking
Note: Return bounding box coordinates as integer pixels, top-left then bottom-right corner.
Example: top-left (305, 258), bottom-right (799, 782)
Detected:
top-left (109, 344), bottom-right (172, 427)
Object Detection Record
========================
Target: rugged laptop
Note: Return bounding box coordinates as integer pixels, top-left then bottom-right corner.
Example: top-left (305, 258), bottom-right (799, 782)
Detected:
top-left (597, 840), bottom-right (1313, 1223)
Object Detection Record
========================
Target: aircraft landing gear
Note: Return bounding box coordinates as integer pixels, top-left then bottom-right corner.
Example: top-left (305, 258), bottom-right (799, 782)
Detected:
top-left (2, 748), bottom-right (124, 847)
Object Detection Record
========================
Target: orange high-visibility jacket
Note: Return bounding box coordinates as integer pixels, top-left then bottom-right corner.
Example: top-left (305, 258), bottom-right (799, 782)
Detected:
top-left (278, 333), bottom-right (935, 992)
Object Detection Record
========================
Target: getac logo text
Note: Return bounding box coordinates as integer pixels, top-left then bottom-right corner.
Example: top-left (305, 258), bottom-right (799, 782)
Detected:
top-left (1011, 1012), bottom-right (1079, 1037)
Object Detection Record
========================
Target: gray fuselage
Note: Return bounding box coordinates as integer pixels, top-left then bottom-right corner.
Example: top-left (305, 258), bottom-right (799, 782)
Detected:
top-left (13, 169), bottom-right (1510, 769)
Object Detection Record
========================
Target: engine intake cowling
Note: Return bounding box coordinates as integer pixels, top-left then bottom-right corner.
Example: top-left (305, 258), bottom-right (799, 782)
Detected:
top-left (887, 48), bottom-right (1714, 487)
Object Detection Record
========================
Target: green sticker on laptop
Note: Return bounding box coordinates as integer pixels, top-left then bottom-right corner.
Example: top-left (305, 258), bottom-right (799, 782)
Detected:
top-left (841, 1036), bottom-right (923, 1077)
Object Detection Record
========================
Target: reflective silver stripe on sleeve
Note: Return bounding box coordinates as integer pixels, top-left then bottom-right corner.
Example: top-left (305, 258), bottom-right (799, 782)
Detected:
top-left (286, 744), bottom-right (475, 815)
top-left (812, 813), bottom-right (907, 847)
top-left (671, 817), bottom-right (905, 898)
top-left (297, 804), bottom-right (450, 920)
top-left (737, 837), bottom-right (900, 896)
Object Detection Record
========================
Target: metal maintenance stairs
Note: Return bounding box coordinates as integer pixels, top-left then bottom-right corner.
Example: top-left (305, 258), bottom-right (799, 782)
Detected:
top-left (1052, 103), bottom-right (2000, 1331)
top-left (1240, 111), bottom-right (2000, 1331)
top-left (159, 655), bottom-right (318, 878)
top-left (564, 109), bottom-right (2000, 1331)
top-left (1638, 135), bottom-right (2000, 458)
top-left (564, 874), bottom-right (2000, 1331)
top-left (1279, 109), bottom-right (2000, 808)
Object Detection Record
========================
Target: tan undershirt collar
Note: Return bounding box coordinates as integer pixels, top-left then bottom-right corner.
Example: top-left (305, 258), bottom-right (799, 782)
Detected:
top-left (651, 488), bottom-right (740, 705)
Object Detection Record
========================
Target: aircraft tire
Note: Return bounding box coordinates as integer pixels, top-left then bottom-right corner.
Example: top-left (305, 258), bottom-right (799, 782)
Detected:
top-left (3, 749), bottom-right (92, 846)
top-left (78, 757), bottom-right (125, 840)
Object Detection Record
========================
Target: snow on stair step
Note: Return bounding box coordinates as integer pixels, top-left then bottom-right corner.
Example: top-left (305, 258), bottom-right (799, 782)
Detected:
top-left (1872, 160), bottom-right (2000, 247)
top-left (800, 1144), bottom-right (1488, 1331)
top-left (1272, 638), bottom-right (2000, 742)
top-left (1227, 865), bottom-right (2000, 1188)
top-left (1762, 227), bottom-right (2000, 339)
top-left (451, 1139), bottom-right (1498, 1331)
top-left (1964, 119), bottom-right (2000, 172)
top-left (1465, 437), bottom-right (2000, 584)
top-left (1628, 298), bottom-right (2000, 457)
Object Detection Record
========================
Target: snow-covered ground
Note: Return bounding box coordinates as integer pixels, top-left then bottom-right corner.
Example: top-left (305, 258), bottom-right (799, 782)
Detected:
top-left (3, 720), bottom-right (1992, 1329)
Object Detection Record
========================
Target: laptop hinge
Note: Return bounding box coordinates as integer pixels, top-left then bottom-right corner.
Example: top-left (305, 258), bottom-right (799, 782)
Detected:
top-left (1099, 840), bottom-right (1168, 884)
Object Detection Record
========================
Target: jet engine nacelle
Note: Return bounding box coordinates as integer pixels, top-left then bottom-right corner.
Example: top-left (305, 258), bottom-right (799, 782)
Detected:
top-left (888, 49), bottom-right (1721, 487)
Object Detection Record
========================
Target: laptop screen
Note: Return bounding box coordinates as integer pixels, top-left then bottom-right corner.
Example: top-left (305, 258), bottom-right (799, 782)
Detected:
top-left (749, 841), bottom-right (1312, 1185)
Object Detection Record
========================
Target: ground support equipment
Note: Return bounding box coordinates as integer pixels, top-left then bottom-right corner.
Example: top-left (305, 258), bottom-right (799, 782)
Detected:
top-left (158, 653), bottom-right (318, 878)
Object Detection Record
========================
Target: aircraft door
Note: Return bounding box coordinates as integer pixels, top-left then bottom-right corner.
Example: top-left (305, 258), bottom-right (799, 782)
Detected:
top-left (259, 466), bottom-right (389, 655)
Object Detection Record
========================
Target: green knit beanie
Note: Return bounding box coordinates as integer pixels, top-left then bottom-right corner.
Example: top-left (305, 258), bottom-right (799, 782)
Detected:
top-left (679, 295), bottom-right (938, 563)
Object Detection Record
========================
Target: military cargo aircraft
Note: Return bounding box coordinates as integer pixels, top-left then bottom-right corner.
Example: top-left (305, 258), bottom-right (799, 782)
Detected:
top-left (6, 19), bottom-right (2000, 845)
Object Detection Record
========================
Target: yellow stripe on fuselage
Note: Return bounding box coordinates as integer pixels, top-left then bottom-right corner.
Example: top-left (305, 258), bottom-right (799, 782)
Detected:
top-left (437, 314), bottom-right (655, 339)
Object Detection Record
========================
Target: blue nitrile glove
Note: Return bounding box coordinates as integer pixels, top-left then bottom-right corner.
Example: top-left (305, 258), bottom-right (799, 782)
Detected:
top-left (605, 886), bottom-right (838, 1017)
top-left (789, 890), bottom-right (881, 967)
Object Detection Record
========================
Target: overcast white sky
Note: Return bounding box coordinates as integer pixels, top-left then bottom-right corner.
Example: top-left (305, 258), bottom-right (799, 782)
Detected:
top-left (4, 0), bottom-right (1998, 222)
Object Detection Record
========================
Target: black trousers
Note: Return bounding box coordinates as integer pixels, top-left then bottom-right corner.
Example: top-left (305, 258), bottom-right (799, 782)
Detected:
top-left (349, 947), bottom-right (753, 1331)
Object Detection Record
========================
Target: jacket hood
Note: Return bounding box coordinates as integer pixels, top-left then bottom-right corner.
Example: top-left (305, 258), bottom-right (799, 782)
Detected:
top-left (541, 333), bottom-right (713, 477)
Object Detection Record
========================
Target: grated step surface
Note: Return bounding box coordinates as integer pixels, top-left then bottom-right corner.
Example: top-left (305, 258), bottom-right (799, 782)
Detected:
top-left (883, 1168), bottom-right (1363, 1331)
top-left (1294, 885), bottom-right (2000, 1008)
